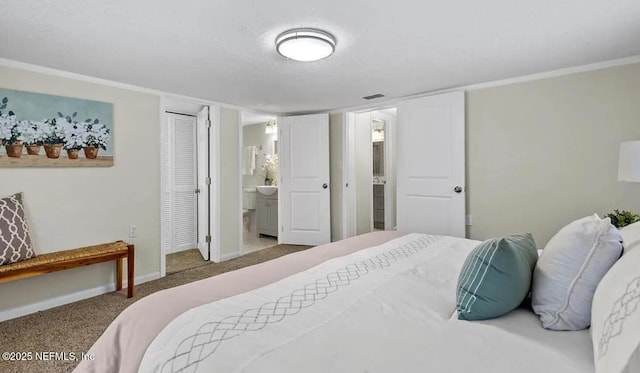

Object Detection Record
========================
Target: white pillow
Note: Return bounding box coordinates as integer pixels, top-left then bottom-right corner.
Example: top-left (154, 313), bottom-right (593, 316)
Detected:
top-left (591, 244), bottom-right (640, 373)
top-left (619, 221), bottom-right (640, 254)
top-left (531, 214), bottom-right (623, 330)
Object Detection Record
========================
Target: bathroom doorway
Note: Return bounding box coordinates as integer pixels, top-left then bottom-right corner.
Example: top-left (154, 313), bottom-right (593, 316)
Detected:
top-left (372, 119), bottom-right (385, 230)
top-left (240, 111), bottom-right (280, 254)
top-left (351, 108), bottom-right (397, 235)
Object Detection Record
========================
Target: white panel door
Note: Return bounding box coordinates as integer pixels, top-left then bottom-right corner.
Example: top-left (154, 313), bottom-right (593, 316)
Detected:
top-left (196, 106), bottom-right (210, 260)
top-left (171, 114), bottom-right (198, 251)
top-left (279, 114), bottom-right (331, 245)
top-left (396, 91), bottom-right (465, 237)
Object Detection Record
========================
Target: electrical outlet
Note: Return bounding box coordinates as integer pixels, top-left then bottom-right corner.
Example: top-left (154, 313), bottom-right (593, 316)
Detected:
top-left (465, 215), bottom-right (473, 226)
top-left (129, 225), bottom-right (138, 238)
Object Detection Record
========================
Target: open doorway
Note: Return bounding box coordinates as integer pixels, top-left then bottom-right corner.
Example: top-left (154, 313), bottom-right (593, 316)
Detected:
top-left (372, 119), bottom-right (385, 230)
top-left (351, 108), bottom-right (397, 235)
top-left (241, 111), bottom-right (279, 254)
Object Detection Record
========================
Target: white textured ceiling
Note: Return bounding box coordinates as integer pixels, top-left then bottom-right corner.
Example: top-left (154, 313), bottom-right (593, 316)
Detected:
top-left (1, 1), bottom-right (639, 114)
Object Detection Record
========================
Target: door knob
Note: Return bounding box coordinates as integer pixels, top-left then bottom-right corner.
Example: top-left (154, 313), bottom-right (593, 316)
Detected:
top-left (322, 183), bottom-right (328, 189)
top-left (454, 186), bottom-right (463, 193)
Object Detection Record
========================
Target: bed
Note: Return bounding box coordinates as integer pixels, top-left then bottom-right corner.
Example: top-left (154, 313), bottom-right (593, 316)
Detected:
top-left (74, 231), bottom-right (595, 373)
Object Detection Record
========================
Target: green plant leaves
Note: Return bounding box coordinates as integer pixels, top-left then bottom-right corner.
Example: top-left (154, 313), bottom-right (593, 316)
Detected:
top-left (604, 209), bottom-right (640, 228)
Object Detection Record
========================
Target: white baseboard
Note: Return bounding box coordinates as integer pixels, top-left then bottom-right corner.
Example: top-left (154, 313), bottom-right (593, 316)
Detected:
top-left (0, 272), bottom-right (160, 323)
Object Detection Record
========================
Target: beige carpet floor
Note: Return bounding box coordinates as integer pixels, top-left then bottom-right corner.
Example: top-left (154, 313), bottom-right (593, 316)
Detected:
top-left (166, 248), bottom-right (210, 275)
top-left (0, 244), bottom-right (312, 373)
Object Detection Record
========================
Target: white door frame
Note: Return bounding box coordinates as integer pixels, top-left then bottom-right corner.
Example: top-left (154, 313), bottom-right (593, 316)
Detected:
top-left (159, 96), bottom-right (220, 276)
top-left (208, 105), bottom-right (223, 262)
top-left (236, 111), bottom-right (244, 256)
top-left (196, 106), bottom-right (213, 261)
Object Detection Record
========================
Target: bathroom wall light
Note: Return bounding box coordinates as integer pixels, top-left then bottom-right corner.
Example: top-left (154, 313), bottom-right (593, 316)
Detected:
top-left (276, 28), bottom-right (336, 62)
top-left (265, 121), bottom-right (277, 135)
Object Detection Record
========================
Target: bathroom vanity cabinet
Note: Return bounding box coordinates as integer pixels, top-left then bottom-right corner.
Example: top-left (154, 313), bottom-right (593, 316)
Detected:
top-left (256, 191), bottom-right (278, 238)
top-left (373, 184), bottom-right (385, 229)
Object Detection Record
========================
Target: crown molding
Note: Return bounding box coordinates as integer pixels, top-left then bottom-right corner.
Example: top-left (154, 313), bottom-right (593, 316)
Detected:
top-left (336, 54), bottom-right (640, 113)
top-left (0, 57), bottom-right (243, 110)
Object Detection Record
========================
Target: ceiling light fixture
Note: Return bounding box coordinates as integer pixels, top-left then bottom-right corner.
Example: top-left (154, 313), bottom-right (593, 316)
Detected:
top-left (276, 28), bottom-right (336, 62)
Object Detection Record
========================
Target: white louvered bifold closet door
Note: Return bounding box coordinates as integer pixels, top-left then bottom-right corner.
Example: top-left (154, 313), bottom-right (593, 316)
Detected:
top-left (172, 114), bottom-right (198, 252)
top-left (161, 113), bottom-right (174, 259)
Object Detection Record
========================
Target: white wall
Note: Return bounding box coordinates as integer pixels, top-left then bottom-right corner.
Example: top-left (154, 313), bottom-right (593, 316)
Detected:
top-left (467, 62), bottom-right (640, 246)
top-left (329, 113), bottom-right (344, 241)
top-left (0, 65), bottom-right (161, 316)
top-left (242, 122), bottom-right (277, 189)
top-left (217, 107), bottom-right (242, 260)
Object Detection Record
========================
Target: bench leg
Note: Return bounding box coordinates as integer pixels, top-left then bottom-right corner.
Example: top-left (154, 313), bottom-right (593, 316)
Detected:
top-left (127, 244), bottom-right (135, 298)
top-left (116, 258), bottom-right (123, 291)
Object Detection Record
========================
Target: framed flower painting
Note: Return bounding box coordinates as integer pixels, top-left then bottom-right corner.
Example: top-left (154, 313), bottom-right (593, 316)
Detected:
top-left (0, 88), bottom-right (113, 167)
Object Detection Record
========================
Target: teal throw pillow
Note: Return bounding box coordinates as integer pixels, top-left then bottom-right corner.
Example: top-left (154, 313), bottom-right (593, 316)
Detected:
top-left (457, 233), bottom-right (538, 321)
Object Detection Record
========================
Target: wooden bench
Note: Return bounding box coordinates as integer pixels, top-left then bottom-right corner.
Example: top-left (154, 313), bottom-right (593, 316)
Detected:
top-left (0, 241), bottom-right (135, 298)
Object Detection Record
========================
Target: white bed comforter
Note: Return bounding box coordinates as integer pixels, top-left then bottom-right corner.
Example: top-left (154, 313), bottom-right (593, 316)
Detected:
top-left (139, 234), bottom-right (594, 373)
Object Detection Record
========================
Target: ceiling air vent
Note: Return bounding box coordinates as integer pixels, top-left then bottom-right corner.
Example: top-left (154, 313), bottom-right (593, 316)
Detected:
top-left (362, 93), bottom-right (385, 100)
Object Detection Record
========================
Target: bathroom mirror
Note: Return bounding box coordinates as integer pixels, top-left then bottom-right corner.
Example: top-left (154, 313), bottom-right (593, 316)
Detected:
top-left (372, 120), bottom-right (384, 176)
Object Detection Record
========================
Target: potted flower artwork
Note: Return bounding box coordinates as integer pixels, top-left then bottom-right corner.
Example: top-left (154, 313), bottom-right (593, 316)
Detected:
top-left (0, 114), bottom-right (25, 158)
top-left (59, 114), bottom-right (84, 159)
top-left (0, 91), bottom-right (113, 166)
top-left (80, 119), bottom-right (110, 159)
top-left (41, 119), bottom-right (66, 159)
top-left (0, 97), bottom-right (24, 158)
top-left (0, 114), bottom-right (13, 154)
top-left (19, 120), bottom-right (47, 155)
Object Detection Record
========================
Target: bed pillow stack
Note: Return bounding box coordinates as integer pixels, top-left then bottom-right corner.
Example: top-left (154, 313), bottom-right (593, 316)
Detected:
top-left (0, 192), bottom-right (35, 266)
top-left (591, 243), bottom-right (640, 373)
top-left (456, 233), bottom-right (538, 321)
top-left (531, 214), bottom-right (623, 330)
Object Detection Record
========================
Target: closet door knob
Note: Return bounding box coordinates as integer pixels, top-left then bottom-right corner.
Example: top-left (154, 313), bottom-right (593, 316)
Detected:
top-left (322, 183), bottom-right (328, 189)
top-left (454, 186), bottom-right (463, 193)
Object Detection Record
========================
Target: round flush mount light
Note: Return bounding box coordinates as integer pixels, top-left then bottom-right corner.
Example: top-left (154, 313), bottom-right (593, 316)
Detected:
top-left (276, 28), bottom-right (336, 62)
